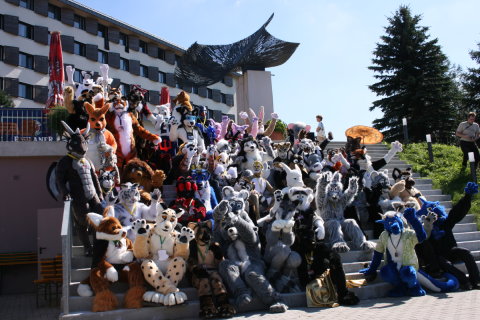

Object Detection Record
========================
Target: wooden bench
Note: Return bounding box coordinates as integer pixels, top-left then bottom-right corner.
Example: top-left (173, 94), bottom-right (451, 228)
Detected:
top-left (0, 251), bottom-right (38, 294)
top-left (34, 255), bottom-right (63, 307)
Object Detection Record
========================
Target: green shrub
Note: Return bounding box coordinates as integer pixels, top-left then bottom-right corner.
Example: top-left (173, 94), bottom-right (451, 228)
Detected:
top-left (46, 106), bottom-right (69, 137)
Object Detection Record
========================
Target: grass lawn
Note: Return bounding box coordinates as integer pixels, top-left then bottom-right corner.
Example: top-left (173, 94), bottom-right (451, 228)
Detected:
top-left (397, 142), bottom-right (480, 228)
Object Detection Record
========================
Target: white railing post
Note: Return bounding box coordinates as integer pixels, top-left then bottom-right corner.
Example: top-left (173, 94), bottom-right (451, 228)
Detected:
top-left (60, 200), bottom-right (72, 315)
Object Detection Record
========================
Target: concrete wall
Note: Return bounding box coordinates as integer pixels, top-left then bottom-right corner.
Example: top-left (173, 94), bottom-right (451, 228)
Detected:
top-left (236, 70), bottom-right (274, 118)
top-left (0, 142), bottom-right (64, 293)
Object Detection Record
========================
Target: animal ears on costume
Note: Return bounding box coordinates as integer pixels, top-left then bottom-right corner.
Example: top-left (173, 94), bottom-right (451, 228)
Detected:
top-left (392, 168), bottom-right (402, 181)
top-left (222, 186), bottom-right (235, 199)
top-left (187, 221), bottom-right (198, 232)
top-left (87, 212), bottom-right (103, 228)
top-left (238, 189), bottom-right (249, 201)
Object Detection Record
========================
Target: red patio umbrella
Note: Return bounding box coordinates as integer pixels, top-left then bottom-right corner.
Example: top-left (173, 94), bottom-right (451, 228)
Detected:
top-left (160, 86), bottom-right (170, 105)
top-left (45, 31), bottom-right (64, 109)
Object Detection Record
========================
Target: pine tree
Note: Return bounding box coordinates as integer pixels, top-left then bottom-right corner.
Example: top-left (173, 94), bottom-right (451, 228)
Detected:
top-left (462, 42), bottom-right (480, 114)
top-left (369, 6), bottom-right (460, 143)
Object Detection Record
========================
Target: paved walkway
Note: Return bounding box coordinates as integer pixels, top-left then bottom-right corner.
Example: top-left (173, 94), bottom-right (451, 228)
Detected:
top-left (1, 290), bottom-right (479, 320)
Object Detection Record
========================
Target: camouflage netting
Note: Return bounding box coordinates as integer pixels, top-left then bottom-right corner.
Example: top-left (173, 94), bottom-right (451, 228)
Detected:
top-left (175, 14), bottom-right (299, 87)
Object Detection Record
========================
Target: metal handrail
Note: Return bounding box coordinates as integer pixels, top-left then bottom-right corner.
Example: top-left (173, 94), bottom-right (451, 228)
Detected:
top-left (60, 200), bottom-right (72, 315)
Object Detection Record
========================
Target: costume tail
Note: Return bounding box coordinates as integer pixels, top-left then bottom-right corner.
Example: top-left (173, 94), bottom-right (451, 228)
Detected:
top-left (417, 269), bottom-right (459, 293)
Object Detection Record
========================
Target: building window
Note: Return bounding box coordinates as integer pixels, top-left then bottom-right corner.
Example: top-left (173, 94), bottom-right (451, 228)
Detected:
top-left (139, 40), bottom-right (147, 53)
top-left (158, 48), bottom-right (165, 60)
top-left (140, 65), bottom-right (148, 78)
top-left (18, 22), bottom-right (33, 39)
top-left (175, 54), bottom-right (181, 63)
top-left (119, 33), bottom-right (128, 46)
top-left (19, 0), bottom-right (34, 10)
top-left (18, 83), bottom-right (33, 99)
top-left (119, 83), bottom-right (130, 96)
top-left (0, 46), bottom-right (4, 61)
top-left (120, 58), bottom-right (129, 71)
top-left (73, 69), bottom-right (83, 83)
top-left (97, 24), bottom-right (106, 37)
top-left (98, 50), bottom-right (108, 63)
top-left (48, 4), bottom-right (61, 21)
top-left (74, 42), bottom-right (86, 56)
top-left (19, 52), bottom-right (33, 69)
top-left (207, 88), bottom-right (213, 99)
top-left (192, 87), bottom-right (198, 95)
top-left (73, 15), bottom-right (85, 30)
top-left (221, 93), bottom-right (227, 104)
top-left (159, 72), bottom-right (166, 83)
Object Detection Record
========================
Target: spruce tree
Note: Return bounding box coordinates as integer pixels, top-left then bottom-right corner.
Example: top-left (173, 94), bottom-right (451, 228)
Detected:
top-left (462, 42), bottom-right (480, 114)
top-left (369, 5), bottom-right (460, 143)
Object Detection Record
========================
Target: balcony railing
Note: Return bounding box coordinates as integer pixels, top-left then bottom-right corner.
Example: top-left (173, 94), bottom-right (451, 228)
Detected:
top-left (0, 108), bottom-right (63, 142)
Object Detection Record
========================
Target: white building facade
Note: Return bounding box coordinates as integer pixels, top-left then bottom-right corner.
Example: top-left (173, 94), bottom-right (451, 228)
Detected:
top-left (0, 0), bottom-right (238, 121)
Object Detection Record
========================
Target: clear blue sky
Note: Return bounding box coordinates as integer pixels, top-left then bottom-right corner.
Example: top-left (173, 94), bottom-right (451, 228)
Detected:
top-left (76, 0), bottom-right (480, 140)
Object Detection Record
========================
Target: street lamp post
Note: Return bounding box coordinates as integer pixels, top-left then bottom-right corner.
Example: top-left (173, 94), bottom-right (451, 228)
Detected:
top-left (402, 118), bottom-right (409, 145)
top-left (426, 134), bottom-right (434, 162)
top-left (469, 152), bottom-right (477, 183)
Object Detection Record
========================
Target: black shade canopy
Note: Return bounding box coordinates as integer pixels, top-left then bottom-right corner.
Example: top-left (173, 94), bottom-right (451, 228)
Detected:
top-left (175, 14), bottom-right (299, 87)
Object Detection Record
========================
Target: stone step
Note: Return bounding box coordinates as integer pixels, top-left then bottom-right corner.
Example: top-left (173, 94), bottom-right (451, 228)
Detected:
top-left (72, 268), bottom-right (90, 283)
top-left (420, 189), bottom-right (443, 196)
top-left (454, 231), bottom-right (480, 242)
top-left (342, 250), bottom-right (480, 274)
top-left (456, 240), bottom-right (480, 251)
top-left (344, 257), bottom-right (480, 279)
top-left (421, 194), bottom-right (452, 201)
top-left (453, 223), bottom-right (478, 233)
top-left (350, 282), bottom-right (392, 300)
top-left (460, 215), bottom-right (475, 224)
top-left (64, 291), bottom-right (307, 318)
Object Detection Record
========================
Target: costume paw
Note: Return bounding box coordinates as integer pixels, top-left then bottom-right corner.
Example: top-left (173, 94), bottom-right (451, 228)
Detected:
top-left (178, 227), bottom-right (195, 244)
top-left (143, 291), bottom-right (165, 304)
top-left (360, 241), bottom-right (375, 251)
top-left (151, 188), bottom-right (162, 201)
top-left (105, 266), bottom-right (118, 282)
top-left (403, 207), bottom-right (416, 220)
top-left (271, 112), bottom-right (279, 119)
top-left (105, 191), bottom-right (117, 207)
top-left (338, 291), bottom-right (359, 305)
top-left (332, 242), bottom-right (350, 253)
top-left (77, 283), bottom-right (93, 297)
top-left (217, 302), bottom-right (236, 318)
top-left (131, 219), bottom-right (150, 236)
top-left (465, 182), bottom-right (479, 195)
top-left (235, 293), bottom-right (252, 308)
top-left (269, 302), bottom-right (288, 313)
top-left (163, 291), bottom-right (187, 306)
top-left (272, 219), bottom-right (287, 231)
top-left (359, 268), bottom-right (377, 282)
top-left (391, 140), bottom-right (403, 152)
top-left (349, 176), bottom-right (359, 186)
top-left (239, 112), bottom-right (248, 120)
top-left (261, 136), bottom-right (272, 146)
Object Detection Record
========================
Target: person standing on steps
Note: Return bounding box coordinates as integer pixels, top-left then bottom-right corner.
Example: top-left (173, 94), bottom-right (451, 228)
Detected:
top-left (456, 112), bottom-right (480, 169)
top-left (316, 115), bottom-right (326, 143)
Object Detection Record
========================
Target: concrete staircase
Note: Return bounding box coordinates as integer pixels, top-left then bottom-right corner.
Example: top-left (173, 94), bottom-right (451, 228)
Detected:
top-left (60, 142), bottom-right (480, 319)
